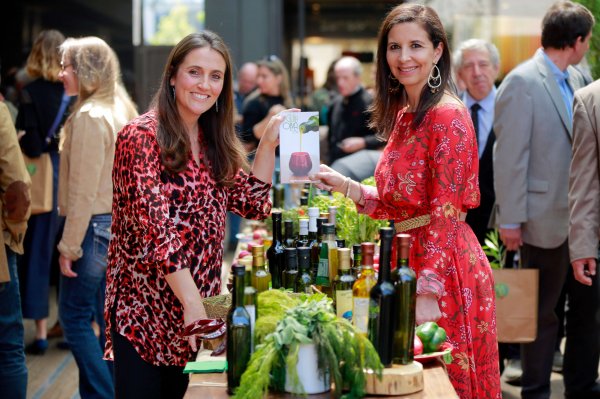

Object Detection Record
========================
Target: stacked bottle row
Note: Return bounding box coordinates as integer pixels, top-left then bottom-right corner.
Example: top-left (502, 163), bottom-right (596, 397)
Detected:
top-left (227, 218), bottom-right (418, 391)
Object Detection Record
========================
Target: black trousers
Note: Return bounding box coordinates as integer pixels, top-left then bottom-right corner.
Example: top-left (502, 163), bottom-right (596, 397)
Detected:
top-left (520, 241), bottom-right (600, 399)
top-left (111, 329), bottom-right (188, 399)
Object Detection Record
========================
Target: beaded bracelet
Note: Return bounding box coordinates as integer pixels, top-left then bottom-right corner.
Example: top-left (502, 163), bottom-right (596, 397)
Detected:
top-left (344, 177), bottom-right (352, 198)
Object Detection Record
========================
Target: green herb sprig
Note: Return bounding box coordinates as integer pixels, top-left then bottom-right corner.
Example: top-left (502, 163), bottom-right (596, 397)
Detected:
top-left (233, 295), bottom-right (383, 398)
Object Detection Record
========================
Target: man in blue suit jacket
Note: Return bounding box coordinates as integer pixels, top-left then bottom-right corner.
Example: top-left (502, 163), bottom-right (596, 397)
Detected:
top-left (494, 2), bottom-right (597, 398)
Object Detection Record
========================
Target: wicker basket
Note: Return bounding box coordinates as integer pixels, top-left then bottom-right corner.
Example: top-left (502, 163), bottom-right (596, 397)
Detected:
top-left (202, 294), bottom-right (232, 319)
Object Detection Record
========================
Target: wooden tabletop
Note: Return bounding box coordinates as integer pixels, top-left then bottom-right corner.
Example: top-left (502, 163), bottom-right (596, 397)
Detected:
top-left (184, 356), bottom-right (458, 399)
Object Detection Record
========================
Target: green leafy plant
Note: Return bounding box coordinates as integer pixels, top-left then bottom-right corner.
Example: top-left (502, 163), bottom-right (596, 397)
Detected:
top-left (481, 229), bottom-right (505, 269)
top-left (233, 293), bottom-right (383, 399)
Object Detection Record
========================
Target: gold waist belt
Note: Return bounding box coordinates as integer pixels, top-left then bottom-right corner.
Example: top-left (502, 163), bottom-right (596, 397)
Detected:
top-left (394, 212), bottom-right (467, 233)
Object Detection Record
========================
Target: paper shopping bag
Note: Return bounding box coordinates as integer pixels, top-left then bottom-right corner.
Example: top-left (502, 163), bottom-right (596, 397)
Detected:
top-left (22, 152), bottom-right (53, 215)
top-left (493, 268), bottom-right (539, 343)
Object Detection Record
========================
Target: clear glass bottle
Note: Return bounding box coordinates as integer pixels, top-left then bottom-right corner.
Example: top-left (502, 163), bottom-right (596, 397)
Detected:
top-left (334, 247), bottom-right (355, 321)
top-left (251, 244), bottom-right (271, 292)
top-left (238, 257), bottom-right (257, 352)
top-left (352, 242), bottom-right (377, 335)
top-left (368, 227), bottom-right (396, 367)
top-left (295, 217), bottom-right (309, 248)
top-left (310, 216), bottom-right (328, 278)
top-left (392, 233), bottom-right (417, 365)
top-left (227, 265), bottom-right (251, 393)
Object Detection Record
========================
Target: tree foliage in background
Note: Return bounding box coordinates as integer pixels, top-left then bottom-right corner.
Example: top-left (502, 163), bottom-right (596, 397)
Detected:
top-left (575, 0), bottom-right (600, 80)
top-left (149, 5), bottom-right (205, 45)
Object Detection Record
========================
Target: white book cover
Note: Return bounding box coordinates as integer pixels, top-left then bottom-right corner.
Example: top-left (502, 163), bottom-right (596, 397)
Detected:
top-left (279, 111), bottom-right (320, 183)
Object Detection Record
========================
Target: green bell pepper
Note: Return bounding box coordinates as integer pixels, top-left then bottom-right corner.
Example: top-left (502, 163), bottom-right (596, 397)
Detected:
top-left (416, 321), bottom-right (447, 353)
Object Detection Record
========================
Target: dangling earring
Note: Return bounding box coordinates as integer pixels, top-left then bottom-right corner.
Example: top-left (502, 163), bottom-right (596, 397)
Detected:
top-left (427, 63), bottom-right (442, 94)
top-left (170, 85), bottom-right (176, 100)
top-left (388, 73), bottom-right (400, 94)
top-left (215, 98), bottom-right (219, 113)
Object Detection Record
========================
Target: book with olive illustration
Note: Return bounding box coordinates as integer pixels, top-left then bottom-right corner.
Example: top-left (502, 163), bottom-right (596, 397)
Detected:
top-left (279, 111), bottom-right (320, 183)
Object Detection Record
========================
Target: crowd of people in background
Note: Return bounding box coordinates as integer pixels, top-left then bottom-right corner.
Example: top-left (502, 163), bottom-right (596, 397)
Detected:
top-left (1, 1), bottom-right (600, 399)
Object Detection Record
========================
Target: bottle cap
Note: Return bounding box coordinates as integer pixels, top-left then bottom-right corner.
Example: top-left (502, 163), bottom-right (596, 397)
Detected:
top-left (361, 242), bottom-right (375, 266)
top-left (379, 226), bottom-right (394, 239)
top-left (338, 248), bottom-right (351, 270)
top-left (271, 211), bottom-right (282, 220)
top-left (251, 244), bottom-right (264, 257)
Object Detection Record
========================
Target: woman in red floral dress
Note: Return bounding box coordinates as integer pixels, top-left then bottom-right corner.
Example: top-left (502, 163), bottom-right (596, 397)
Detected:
top-left (313, 4), bottom-right (501, 398)
top-left (104, 32), bottom-right (288, 399)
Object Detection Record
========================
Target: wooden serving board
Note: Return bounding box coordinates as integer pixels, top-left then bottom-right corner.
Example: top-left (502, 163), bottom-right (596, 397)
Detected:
top-left (364, 362), bottom-right (424, 395)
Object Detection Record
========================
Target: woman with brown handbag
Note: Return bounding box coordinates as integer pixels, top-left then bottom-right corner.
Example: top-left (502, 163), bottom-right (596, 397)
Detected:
top-left (16, 29), bottom-right (71, 355)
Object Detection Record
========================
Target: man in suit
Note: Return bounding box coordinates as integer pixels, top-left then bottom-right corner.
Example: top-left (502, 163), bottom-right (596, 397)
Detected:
top-left (493, 2), bottom-right (596, 398)
top-left (454, 38), bottom-right (499, 245)
top-left (568, 79), bottom-right (600, 395)
top-left (454, 37), bottom-right (527, 384)
top-left (328, 56), bottom-right (384, 181)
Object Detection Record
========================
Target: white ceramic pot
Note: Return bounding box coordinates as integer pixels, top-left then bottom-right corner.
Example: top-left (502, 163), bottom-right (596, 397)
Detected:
top-left (284, 343), bottom-right (330, 394)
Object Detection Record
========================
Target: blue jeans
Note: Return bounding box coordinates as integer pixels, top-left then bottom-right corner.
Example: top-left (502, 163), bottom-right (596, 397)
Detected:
top-left (0, 247), bottom-right (28, 399)
top-left (59, 214), bottom-right (113, 399)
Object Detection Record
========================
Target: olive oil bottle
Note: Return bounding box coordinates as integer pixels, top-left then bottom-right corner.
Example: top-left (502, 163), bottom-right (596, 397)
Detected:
top-left (392, 233), bottom-right (417, 365)
top-left (352, 242), bottom-right (377, 335)
top-left (227, 265), bottom-right (251, 393)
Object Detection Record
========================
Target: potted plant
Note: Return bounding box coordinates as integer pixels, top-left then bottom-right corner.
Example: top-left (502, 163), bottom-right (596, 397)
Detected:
top-left (233, 292), bottom-right (383, 398)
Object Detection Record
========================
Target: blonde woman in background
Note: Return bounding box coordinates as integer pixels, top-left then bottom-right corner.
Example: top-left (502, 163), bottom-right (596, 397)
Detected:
top-left (241, 55), bottom-right (294, 151)
top-left (56, 36), bottom-right (137, 399)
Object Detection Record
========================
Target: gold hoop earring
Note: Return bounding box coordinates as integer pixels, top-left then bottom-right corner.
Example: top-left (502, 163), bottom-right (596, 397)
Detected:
top-left (389, 72), bottom-right (400, 94)
top-left (427, 63), bottom-right (442, 94)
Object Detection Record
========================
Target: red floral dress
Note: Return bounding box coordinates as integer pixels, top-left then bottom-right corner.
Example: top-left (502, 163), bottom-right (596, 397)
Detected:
top-left (104, 111), bottom-right (272, 366)
top-left (359, 104), bottom-right (501, 398)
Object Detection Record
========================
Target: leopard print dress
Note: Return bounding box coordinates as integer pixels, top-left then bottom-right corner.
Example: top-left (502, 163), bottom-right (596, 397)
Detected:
top-left (104, 111), bottom-right (272, 366)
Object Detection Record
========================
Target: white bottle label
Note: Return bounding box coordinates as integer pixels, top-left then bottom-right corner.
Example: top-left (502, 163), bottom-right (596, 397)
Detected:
top-left (336, 290), bottom-right (353, 320)
top-left (353, 297), bottom-right (369, 334)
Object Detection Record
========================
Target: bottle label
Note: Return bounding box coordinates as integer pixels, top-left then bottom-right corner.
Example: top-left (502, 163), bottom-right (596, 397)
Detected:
top-left (244, 304), bottom-right (256, 352)
top-left (353, 297), bottom-right (369, 334)
top-left (336, 290), bottom-right (353, 320)
top-left (316, 258), bottom-right (330, 286)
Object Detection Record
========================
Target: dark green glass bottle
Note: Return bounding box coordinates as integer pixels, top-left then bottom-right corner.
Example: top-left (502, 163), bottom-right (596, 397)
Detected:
top-left (227, 265), bottom-right (251, 393)
top-left (267, 211), bottom-right (285, 289)
top-left (272, 168), bottom-right (285, 209)
top-left (352, 244), bottom-right (362, 278)
top-left (368, 227), bottom-right (396, 367)
top-left (392, 233), bottom-right (417, 365)
top-left (283, 219), bottom-right (296, 248)
top-left (283, 247), bottom-right (298, 291)
top-left (295, 247), bottom-right (313, 293)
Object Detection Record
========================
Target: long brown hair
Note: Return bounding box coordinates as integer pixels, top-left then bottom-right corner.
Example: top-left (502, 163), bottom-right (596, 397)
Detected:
top-left (370, 4), bottom-right (454, 138)
top-left (26, 29), bottom-right (65, 82)
top-left (152, 31), bottom-right (247, 185)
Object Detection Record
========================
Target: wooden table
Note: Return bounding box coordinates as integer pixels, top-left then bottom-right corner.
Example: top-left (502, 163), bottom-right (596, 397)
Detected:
top-left (184, 357), bottom-right (458, 398)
